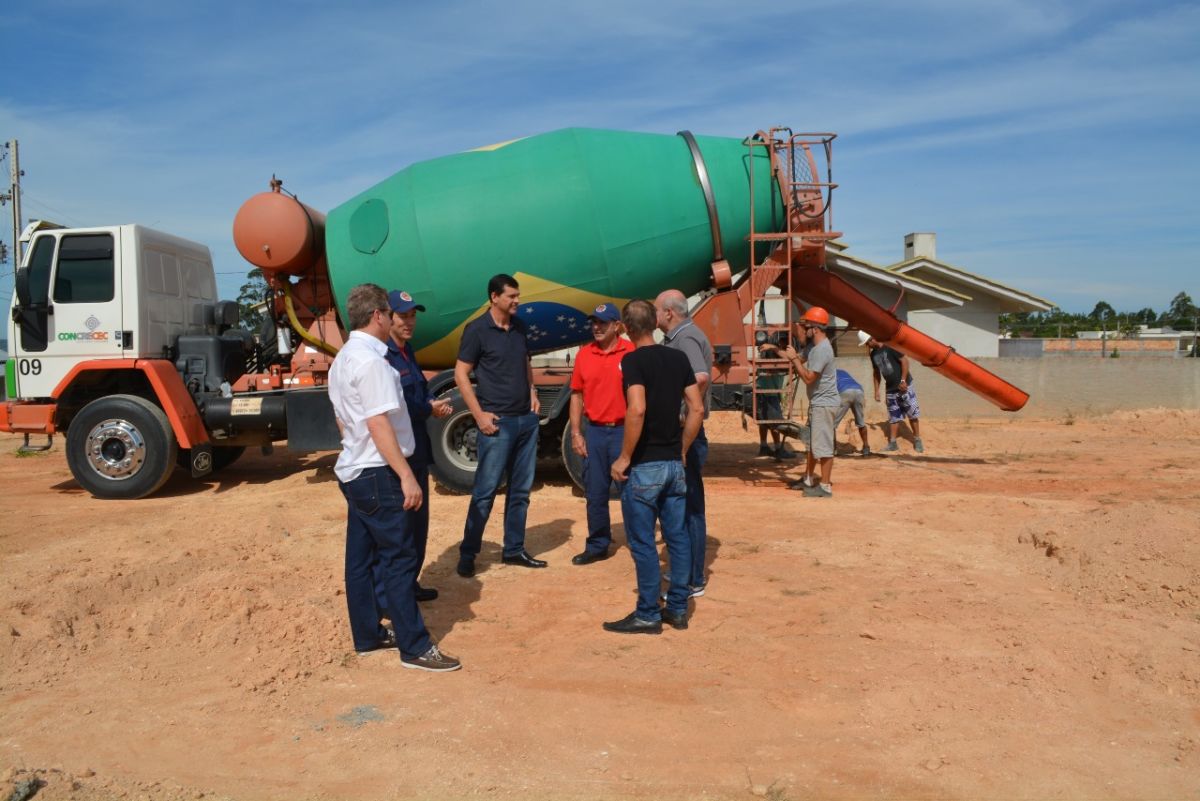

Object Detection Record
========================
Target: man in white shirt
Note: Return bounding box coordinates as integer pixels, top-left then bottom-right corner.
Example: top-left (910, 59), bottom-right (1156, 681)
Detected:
top-left (328, 283), bottom-right (460, 672)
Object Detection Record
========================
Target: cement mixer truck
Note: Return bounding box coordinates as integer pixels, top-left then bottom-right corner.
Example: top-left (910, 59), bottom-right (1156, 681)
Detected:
top-left (2, 126), bottom-right (1028, 499)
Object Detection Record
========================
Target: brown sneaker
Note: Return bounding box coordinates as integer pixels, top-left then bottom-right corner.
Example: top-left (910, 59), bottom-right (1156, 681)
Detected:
top-left (401, 644), bottom-right (462, 672)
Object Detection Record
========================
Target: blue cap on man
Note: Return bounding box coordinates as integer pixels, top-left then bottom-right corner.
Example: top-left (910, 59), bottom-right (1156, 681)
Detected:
top-left (587, 303), bottom-right (620, 323)
top-left (388, 290), bottom-right (426, 313)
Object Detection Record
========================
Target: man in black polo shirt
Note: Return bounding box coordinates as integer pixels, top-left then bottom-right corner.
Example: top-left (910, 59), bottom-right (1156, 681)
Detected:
top-left (454, 274), bottom-right (546, 577)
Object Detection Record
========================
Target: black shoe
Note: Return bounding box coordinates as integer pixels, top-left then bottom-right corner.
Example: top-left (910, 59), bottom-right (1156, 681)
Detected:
top-left (662, 609), bottom-right (689, 630)
top-left (355, 628), bottom-right (397, 655)
top-left (501, 551), bottom-right (548, 568)
top-left (571, 550), bottom-right (611, 566)
top-left (415, 584), bottom-right (439, 602)
top-left (603, 612), bottom-right (662, 634)
top-left (456, 557), bottom-right (476, 578)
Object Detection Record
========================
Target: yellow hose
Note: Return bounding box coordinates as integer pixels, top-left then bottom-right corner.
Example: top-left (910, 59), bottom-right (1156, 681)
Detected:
top-left (282, 282), bottom-right (339, 356)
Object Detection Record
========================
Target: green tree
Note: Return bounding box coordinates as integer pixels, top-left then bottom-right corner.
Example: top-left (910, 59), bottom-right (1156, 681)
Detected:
top-left (1165, 291), bottom-right (1196, 328)
top-left (1133, 307), bottom-right (1156, 325)
top-left (237, 269), bottom-right (270, 332)
top-left (1090, 301), bottom-right (1115, 324)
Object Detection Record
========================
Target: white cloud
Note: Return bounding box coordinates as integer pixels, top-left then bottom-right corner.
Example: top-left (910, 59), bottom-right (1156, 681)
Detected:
top-left (2, 0), bottom-right (1196, 310)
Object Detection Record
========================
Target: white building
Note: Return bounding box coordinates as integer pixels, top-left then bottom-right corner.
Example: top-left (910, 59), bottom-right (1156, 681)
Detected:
top-left (871, 233), bottom-right (1053, 357)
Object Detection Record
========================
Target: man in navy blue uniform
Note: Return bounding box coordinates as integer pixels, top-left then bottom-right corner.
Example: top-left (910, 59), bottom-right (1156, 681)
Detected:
top-left (381, 289), bottom-right (453, 604)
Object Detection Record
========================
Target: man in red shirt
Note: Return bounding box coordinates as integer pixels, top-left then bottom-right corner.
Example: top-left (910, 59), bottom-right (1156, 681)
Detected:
top-left (568, 303), bottom-right (634, 565)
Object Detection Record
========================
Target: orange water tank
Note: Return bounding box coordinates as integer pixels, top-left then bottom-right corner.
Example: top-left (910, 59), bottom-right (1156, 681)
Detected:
top-left (233, 189), bottom-right (326, 276)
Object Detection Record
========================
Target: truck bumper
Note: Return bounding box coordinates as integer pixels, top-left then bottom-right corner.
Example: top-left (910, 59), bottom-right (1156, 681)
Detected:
top-left (0, 401), bottom-right (57, 434)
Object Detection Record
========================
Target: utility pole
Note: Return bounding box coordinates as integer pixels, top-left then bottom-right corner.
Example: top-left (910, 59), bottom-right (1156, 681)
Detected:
top-left (2, 139), bottom-right (23, 266)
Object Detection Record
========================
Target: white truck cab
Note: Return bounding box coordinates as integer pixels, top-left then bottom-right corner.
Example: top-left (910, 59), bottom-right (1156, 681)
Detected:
top-left (2, 221), bottom-right (267, 499)
top-left (6, 222), bottom-right (218, 399)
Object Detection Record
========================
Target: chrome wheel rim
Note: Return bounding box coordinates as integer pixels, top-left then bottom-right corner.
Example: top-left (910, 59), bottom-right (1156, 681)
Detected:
top-left (440, 410), bottom-right (479, 473)
top-left (84, 418), bottom-right (147, 481)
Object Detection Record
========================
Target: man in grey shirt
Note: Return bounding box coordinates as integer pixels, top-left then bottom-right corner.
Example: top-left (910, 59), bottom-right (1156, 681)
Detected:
top-left (783, 306), bottom-right (839, 497)
top-left (655, 289), bottom-right (712, 595)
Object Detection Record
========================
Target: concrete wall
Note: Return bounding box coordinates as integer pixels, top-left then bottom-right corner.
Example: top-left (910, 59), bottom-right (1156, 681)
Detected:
top-left (836, 357), bottom-right (1200, 419)
top-left (999, 338), bottom-right (1193, 358)
top-left (998, 339), bottom-right (1044, 358)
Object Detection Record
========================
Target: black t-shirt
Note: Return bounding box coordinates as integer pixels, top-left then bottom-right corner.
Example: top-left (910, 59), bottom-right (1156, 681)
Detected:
top-left (870, 345), bottom-right (912, 391)
top-left (621, 344), bottom-right (696, 465)
top-left (458, 312), bottom-right (531, 415)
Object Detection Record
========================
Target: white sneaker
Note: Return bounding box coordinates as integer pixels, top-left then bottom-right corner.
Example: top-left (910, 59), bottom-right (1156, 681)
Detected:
top-left (662, 584), bottom-right (706, 601)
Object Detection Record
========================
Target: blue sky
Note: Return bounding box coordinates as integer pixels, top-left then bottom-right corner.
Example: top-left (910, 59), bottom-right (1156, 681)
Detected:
top-left (2, 0), bottom-right (1197, 314)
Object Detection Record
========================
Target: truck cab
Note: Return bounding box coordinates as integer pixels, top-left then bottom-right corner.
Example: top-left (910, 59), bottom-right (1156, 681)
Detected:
top-left (3, 221), bottom-right (252, 499)
top-left (7, 222), bottom-right (220, 399)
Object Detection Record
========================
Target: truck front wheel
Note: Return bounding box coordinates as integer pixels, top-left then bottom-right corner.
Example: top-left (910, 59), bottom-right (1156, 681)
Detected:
top-left (66, 395), bottom-right (179, 500)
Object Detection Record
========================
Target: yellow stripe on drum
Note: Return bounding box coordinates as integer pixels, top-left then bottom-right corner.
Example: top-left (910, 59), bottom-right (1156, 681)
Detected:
top-left (468, 137), bottom-right (527, 152)
top-left (413, 271), bottom-right (629, 366)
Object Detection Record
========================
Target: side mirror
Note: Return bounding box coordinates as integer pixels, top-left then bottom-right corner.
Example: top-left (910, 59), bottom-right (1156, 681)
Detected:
top-left (13, 263), bottom-right (30, 307)
top-left (211, 300), bottom-right (241, 328)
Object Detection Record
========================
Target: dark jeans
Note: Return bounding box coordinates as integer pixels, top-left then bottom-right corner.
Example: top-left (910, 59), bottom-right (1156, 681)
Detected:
top-left (582, 423), bottom-right (624, 554)
top-left (373, 459), bottom-right (429, 616)
top-left (621, 459), bottom-right (690, 619)
top-left (340, 466), bottom-right (432, 659)
top-left (461, 412), bottom-right (539, 559)
top-left (684, 426), bottom-right (708, 587)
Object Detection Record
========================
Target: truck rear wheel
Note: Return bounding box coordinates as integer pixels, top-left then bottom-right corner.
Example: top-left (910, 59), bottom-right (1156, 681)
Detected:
top-left (560, 421), bottom-right (586, 491)
top-left (559, 420), bottom-right (620, 497)
top-left (427, 389), bottom-right (481, 495)
top-left (66, 395), bottom-right (178, 500)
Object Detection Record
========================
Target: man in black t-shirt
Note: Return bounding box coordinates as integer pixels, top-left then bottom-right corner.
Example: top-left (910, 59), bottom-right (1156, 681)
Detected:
top-left (603, 300), bottom-right (703, 635)
top-left (860, 331), bottom-right (924, 453)
top-left (454, 274), bottom-right (545, 578)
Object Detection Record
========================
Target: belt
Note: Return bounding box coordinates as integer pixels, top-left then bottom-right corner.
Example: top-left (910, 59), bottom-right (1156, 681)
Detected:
top-left (588, 419), bottom-right (624, 427)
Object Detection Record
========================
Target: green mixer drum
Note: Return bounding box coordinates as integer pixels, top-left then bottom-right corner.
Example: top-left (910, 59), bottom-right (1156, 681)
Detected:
top-left (325, 127), bottom-right (781, 367)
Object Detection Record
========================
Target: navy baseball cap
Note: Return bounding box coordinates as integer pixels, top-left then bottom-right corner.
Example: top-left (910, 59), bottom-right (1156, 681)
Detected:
top-left (587, 303), bottom-right (620, 323)
top-left (388, 290), bottom-right (426, 313)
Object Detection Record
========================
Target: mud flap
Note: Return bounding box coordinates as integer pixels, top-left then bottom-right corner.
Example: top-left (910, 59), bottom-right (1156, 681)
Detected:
top-left (188, 443), bottom-right (214, 478)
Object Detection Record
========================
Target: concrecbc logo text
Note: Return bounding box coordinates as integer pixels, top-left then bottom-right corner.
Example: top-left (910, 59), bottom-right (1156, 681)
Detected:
top-left (59, 331), bottom-right (110, 341)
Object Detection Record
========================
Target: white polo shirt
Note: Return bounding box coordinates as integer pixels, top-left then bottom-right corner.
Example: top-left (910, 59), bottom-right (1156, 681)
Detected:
top-left (329, 330), bottom-right (417, 483)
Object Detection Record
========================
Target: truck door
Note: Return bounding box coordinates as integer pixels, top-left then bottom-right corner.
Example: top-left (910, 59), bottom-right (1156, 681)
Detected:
top-left (10, 230), bottom-right (124, 398)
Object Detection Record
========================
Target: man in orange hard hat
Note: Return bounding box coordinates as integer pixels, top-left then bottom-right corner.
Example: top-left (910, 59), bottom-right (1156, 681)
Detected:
top-left (782, 306), bottom-right (840, 497)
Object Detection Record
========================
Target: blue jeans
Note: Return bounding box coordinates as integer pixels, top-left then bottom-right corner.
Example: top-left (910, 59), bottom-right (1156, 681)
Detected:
top-left (461, 412), bottom-right (539, 559)
top-left (340, 466), bottom-right (432, 658)
top-left (582, 424), bottom-right (624, 554)
top-left (621, 459), bottom-right (690, 619)
top-left (684, 427), bottom-right (708, 587)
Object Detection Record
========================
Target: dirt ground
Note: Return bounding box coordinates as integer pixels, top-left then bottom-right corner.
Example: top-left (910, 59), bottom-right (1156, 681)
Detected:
top-left (2, 408), bottom-right (1198, 801)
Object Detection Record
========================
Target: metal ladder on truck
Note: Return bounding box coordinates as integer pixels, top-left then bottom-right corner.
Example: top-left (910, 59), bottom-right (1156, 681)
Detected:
top-left (745, 128), bottom-right (840, 432)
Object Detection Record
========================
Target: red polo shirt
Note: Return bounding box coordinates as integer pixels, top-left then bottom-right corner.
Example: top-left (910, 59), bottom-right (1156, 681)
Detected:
top-left (570, 337), bottom-right (634, 424)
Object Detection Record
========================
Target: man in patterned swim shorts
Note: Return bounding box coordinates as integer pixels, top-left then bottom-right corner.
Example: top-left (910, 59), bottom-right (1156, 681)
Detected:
top-left (859, 331), bottom-right (924, 453)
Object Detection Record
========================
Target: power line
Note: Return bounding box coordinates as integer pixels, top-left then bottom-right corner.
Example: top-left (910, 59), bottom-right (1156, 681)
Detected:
top-left (21, 193), bottom-right (86, 228)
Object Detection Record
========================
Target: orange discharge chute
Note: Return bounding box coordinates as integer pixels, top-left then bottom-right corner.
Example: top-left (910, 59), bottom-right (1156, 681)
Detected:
top-left (792, 266), bottom-right (1029, 412)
